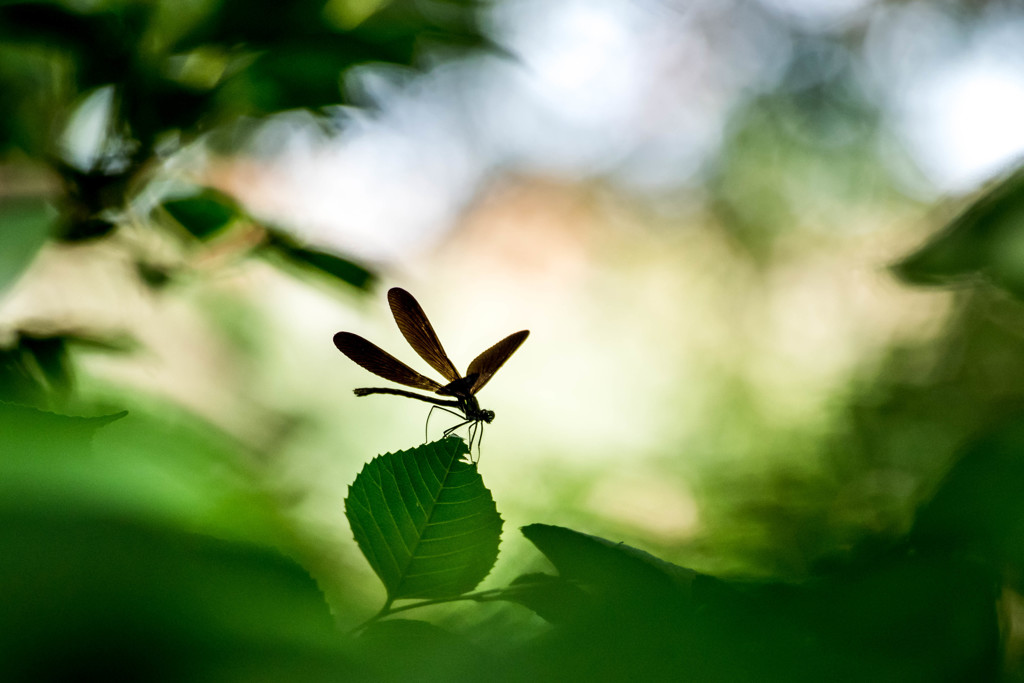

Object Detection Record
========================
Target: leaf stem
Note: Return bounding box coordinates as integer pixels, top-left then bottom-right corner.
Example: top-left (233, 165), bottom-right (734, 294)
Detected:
top-left (351, 597), bottom-right (395, 633)
top-left (384, 587), bottom-right (507, 615)
top-left (350, 586), bottom-right (534, 633)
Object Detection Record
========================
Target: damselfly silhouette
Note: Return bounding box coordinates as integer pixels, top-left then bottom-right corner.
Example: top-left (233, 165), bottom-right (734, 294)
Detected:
top-left (333, 288), bottom-right (528, 458)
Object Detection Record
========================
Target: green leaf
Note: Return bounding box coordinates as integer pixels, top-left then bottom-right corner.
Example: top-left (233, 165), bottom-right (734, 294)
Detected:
top-left (345, 437), bottom-right (502, 600)
top-left (234, 44), bottom-right (358, 113)
top-left (514, 525), bottom-right (698, 632)
top-left (0, 197), bottom-right (54, 293)
top-left (913, 414), bottom-right (1024, 567)
top-left (0, 329), bottom-right (136, 407)
top-left (263, 228), bottom-right (375, 290)
top-left (161, 190), bottom-right (240, 239)
top-left (0, 511), bottom-right (353, 681)
top-left (17, 334), bottom-right (72, 394)
top-left (0, 336), bottom-right (72, 407)
top-left (507, 572), bottom-right (590, 624)
top-left (521, 524), bottom-right (696, 597)
top-left (894, 165), bottom-right (1024, 297)
top-left (357, 619), bottom-right (487, 681)
top-left (0, 402), bottom-right (127, 458)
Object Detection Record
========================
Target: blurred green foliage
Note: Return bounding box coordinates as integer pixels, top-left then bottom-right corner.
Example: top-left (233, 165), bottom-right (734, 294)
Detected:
top-left (0, 0), bottom-right (488, 294)
top-left (0, 401), bottom-right (356, 681)
top-left (6, 0), bottom-right (1024, 680)
top-left (0, 1), bottom-right (493, 679)
top-left (896, 167), bottom-right (1024, 296)
top-left (708, 33), bottom-right (902, 261)
top-left (0, 196), bottom-right (54, 290)
top-left (502, 525), bottom-right (999, 682)
top-left (161, 188), bottom-right (241, 239)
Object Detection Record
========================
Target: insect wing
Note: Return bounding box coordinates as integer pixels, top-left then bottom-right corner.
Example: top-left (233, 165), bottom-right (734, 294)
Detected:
top-left (388, 288), bottom-right (461, 382)
top-left (466, 330), bottom-right (529, 394)
top-left (436, 374), bottom-right (478, 397)
top-left (333, 331), bottom-right (442, 392)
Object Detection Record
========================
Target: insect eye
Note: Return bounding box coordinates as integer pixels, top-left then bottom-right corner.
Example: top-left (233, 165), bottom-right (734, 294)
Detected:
top-left (482, 410), bottom-right (495, 423)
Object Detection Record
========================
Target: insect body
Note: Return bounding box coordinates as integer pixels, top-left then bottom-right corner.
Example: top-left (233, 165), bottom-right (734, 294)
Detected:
top-left (333, 288), bottom-right (528, 456)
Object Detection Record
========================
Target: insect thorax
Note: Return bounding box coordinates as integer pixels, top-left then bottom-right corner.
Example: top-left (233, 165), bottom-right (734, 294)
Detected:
top-left (459, 395), bottom-right (494, 423)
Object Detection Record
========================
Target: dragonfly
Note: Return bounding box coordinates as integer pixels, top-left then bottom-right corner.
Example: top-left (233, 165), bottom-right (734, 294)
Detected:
top-left (333, 287), bottom-right (528, 458)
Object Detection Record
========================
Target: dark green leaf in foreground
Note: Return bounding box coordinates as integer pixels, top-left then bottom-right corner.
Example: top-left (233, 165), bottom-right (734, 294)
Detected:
top-left (0, 512), bottom-right (355, 681)
top-left (895, 165), bottom-right (1024, 297)
top-left (161, 189), bottom-right (240, 239)
top-left (512, 525), bottom-right (701, 681)
top-left (345, 437), bottom-right (502, 600)
top-left (521, 523), bottom-right (696, 597)
top-left (913, 413), bottom-right (1024, 567)
top-left (357, 619), bottom-right (487, 682)
top-left (513, 525), bottom-right (696, 632)
top-left (507, 572), bottom-right (591, 624)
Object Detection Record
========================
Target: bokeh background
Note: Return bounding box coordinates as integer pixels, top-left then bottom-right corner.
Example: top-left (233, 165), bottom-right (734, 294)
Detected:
top-left (5, 0), bottom-right (1024, 679)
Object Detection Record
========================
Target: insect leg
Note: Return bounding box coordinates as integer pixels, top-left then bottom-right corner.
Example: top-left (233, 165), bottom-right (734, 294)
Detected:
top-left (442, 419), bottom-right (472, 440)
top-left (467, 421), bottom-right (480, 462)
top-left (474, 422), bottom-right (485, 462)
top-left (427, 406), bottom-right (465, 443)
top-left (425, 405), bottom-right (438, 443)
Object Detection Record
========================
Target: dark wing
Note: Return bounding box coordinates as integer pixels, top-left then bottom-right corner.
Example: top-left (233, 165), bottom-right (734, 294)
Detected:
top-left (436, 374), bottom-right (478, 398)
top-left (333, 331), bottom-right (442, 392)
top-left (466, 330), bottom-right (529, 394)
top-left (388, 287), bottom-right (461, 382)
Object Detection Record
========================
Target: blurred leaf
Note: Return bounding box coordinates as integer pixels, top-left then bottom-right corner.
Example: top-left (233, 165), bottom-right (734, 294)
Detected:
top-left (185, 0), bottom-right (482, 53)
top-left (324, 0), bottom-right (392, 30)
top-left (0, 3), bottom-right (138, 91)
top-left (178, 0), bottom-right (343, 47)
top-left (22, 325), bottom-right (136, 353)
top-left (135, 259), bottom-right (174, 288)
top-left (512, 525), bottom-right (698, 681)
top-left (188, 0), bottom-right (488, 116)
top-left (17, 334), bottom-right (72, 394)
top-left (1, 399), bottom-right (304, 560)
top-left (0, 45), bottom-right (66, 156)
top-left (507, 572), bottom-right (590, 624)
top-left (0, 394), bottom-right (353, 679)
top-left (0, 336), bottom-right (72, 407)
top-left (0, 511), bottom-right (355, 682)
top-left (357, 619), bottom-right (487, 680)
top-left (0, 329), bottom-right (135, 406)
top-left (511, 525), bottom-right (998, 681)
top-left (895, 166), bottom-right (1024, 296)
top-left (121, 73), bottom-right (217, 149)
top-left (913, 414), bottom-right (1024, 570)
top-left (0, 196), bottom-right (53, 292)
top-left (0, 348), bottom-right (47, 407)
top-left (0, 402), bottom-right (126, 458)
top-left (353, 0), bottom-right (489, 56)
top-left (345, 437), bottom-right (503, 600)
top-left (230, 43), bottom-right (364, 113)
top-left (0, 4), bottom-right (109, 52)
top-left (264, 228), bottom-right (376, 290)
top-left (777, 553), bottom-right (999, 682)
top-left (521, 523), bottom-right (696, 597)
top-left (161, 189), bottom-right (240, 239)
top-left (60, 216), bottom-right (118, 241)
